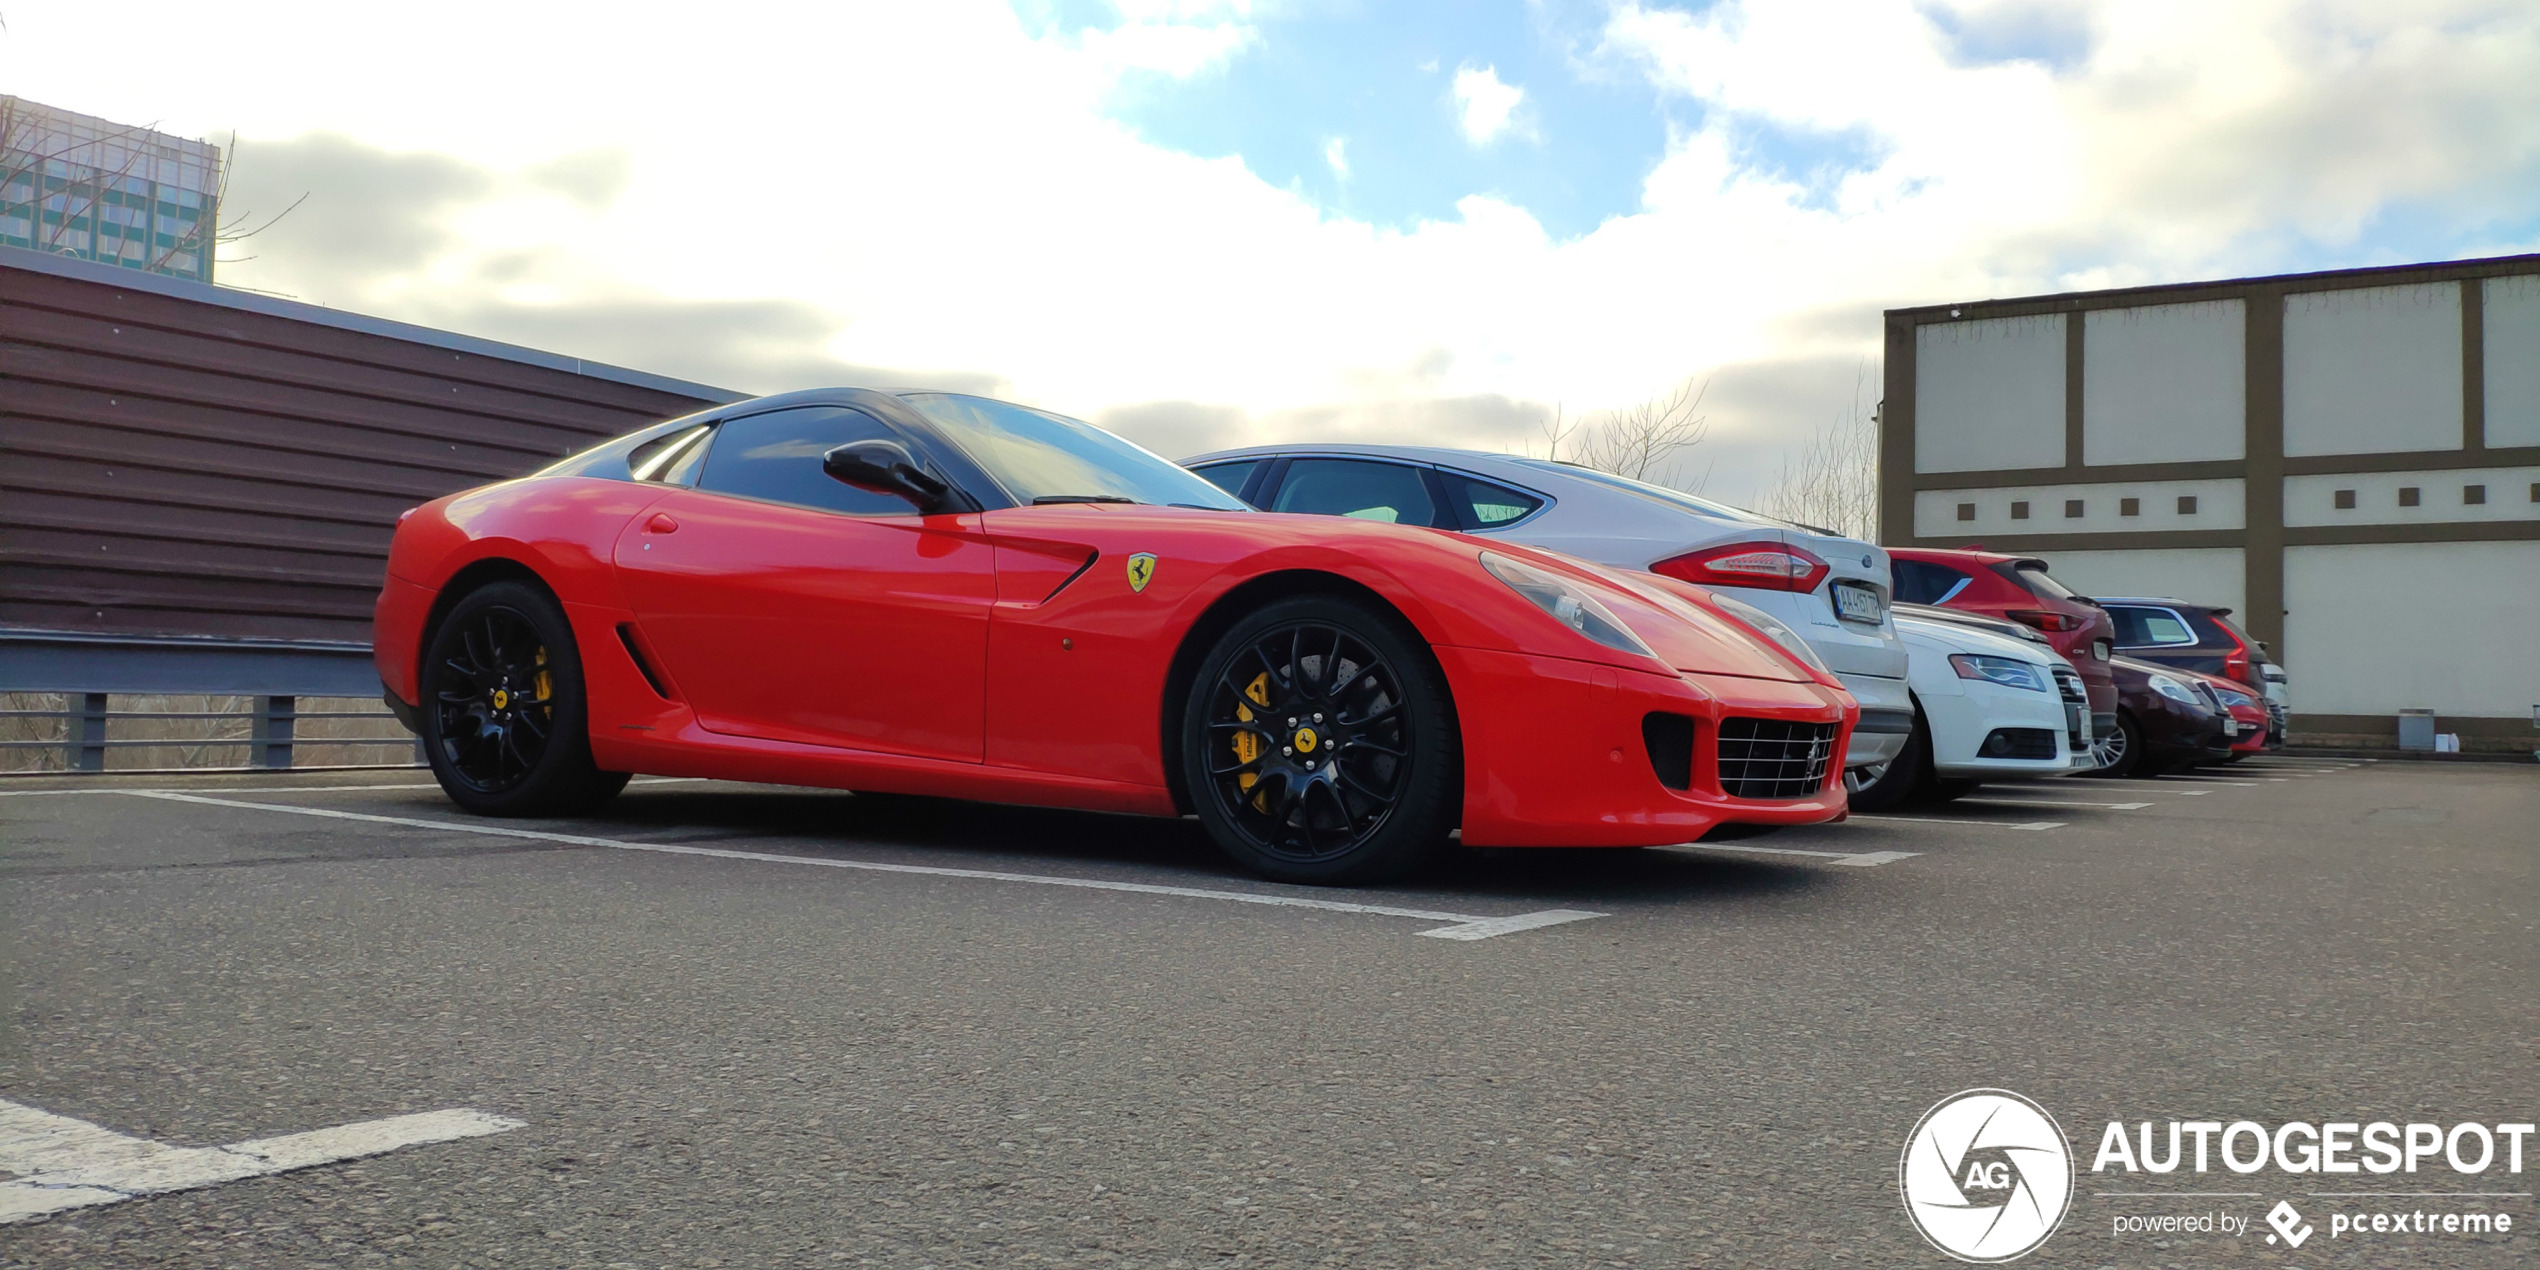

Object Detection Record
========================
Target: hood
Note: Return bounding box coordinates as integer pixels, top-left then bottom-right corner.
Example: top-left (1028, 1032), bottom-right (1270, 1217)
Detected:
top-left (1895, 615), bottom-right (2055, 664)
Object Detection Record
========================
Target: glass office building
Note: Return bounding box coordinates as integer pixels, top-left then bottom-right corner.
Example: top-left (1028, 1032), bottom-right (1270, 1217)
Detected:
top-left (1, 96), bottom-right (221, 282)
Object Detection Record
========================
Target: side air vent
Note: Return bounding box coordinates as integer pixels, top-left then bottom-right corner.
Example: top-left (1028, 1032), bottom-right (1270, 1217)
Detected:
top-left (616, 624), bottom-right (674, 699)
top-left (1642, 712), bottom-right (1695, 791)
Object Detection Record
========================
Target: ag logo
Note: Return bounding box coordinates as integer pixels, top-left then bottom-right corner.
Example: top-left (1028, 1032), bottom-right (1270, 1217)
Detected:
top-left (1125, 552), bottom-right (1158, 593)
top-left (1899, 1089), bottom-right (2073, 1263)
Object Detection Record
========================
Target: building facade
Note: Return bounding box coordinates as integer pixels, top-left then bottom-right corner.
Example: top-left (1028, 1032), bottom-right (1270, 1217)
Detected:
top-left (1, 96), bottom-right (221, 283)
top-left (1881, 253), bottom-right (2540, 752)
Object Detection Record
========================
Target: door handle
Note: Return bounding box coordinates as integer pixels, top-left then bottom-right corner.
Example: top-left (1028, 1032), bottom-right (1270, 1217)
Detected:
top-left (645, 513), bottom-right (680, 534)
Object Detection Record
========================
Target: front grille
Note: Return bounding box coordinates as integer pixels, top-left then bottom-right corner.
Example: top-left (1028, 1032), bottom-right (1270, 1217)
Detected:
top-left (2052, 665), bottom-right (2086, 704)
top-left (1717, 717), bottom-right (1837, 799)
top-left (1980, 727), bottom-right (2060, 760)
top-left (2051, 666), bottom-right (2089, 750)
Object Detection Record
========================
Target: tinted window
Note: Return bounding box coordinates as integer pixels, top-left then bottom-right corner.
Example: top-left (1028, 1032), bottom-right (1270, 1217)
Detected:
top-left (2107, 605), bottom-right (2197, 647)
top-left (899, 393), bottom-right (1246, 510)
top-left (1193, 460), bottom-right (1259, 500)
top-left (2011, 561), bottom-right (2079, 599)
top-left (632, 425), bottom-right (713, 484)
top-left (695, 407), bottom-right (922, 516)
top-left (1893, 559), bottom-right (1972, 605)
top-left (1443, 473), bottom-right (1544, 528)
top-left (1271, 459), bottom-right (1440, 526)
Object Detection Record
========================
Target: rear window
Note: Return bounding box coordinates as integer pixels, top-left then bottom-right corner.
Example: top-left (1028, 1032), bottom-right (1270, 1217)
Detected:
top-left (2108, 605), bottom-right (2196, 647)
top-left (2006, 561), bottom-right (2078, 600)
top-left (1442, 473), bottom-right (1545, 528)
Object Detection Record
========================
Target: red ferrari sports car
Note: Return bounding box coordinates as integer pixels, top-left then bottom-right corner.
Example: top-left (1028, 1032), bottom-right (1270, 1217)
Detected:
top-left (376, 389), bottom-right (1857, 883)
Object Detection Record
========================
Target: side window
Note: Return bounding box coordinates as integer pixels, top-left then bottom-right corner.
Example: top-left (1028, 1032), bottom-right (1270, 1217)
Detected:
top-left (1894, 560), bottom-right (1971, 606)
top-left (1442, 473), bottom-right (1544, 529)
top-left (1192, 460), bottom-right (1259, 502)
top-left (632, 425), bottom-right (713, 485)
top-left (694, 407), bottom-right (923, 516)
top-left (1269, 459), bottom-right (1440, 526)
top-left (2107, 605), bottom-right (2196, 647)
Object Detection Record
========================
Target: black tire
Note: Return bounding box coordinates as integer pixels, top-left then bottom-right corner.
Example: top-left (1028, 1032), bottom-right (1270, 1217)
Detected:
top-left (1923, 777), bottom-right (1981, 803)
top-left (1181, 594), bottom-right (1458, 885)
top-left (2085, 710), bottom-right (2146, 779)
top-left (421, 580), bottom-right (627, 816)
top-left (1842, 704), bottom-right (1929, 812)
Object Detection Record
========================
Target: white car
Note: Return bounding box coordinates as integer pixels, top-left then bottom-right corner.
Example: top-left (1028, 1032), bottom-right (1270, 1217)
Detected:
top-left (1845, 615), bottom-right (2098, 810)
top-left (1180, 445), bottom-right (1915, 774)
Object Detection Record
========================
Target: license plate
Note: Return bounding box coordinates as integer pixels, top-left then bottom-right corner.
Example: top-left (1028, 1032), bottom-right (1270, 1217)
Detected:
top-left (2221, 720), bottom-right (2239, 737)
top-left (1830, 581), bottom-right (1883, 624)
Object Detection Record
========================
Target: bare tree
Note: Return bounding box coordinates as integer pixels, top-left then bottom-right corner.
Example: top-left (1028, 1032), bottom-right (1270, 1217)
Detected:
top-left (0, 100), bottom-right (300, 279)
top-left (1761, 365), bottom-right (1880, 540)
top-left (1526, 377), bottom-right (1713, 489)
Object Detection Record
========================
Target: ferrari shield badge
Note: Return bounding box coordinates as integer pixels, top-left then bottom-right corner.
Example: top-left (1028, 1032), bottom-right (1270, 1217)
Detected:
top-left (1125, 552), bottom-right (1158, 593)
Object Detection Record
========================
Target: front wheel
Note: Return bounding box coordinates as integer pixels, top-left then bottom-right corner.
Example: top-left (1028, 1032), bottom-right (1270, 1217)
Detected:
top-left (1182, 594), bottom-right (1458, 885)
top-left (421, 580), bottom-right (628, 817)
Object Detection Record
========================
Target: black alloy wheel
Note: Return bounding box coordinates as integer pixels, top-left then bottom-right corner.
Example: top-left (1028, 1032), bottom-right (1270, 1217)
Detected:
top-left (1184, 594), bottom-right (1458, 885)
top-left (421, 580), bottom-right (628, 816)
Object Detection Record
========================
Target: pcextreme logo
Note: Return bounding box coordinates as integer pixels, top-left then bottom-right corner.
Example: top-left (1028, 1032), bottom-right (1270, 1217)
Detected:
top-left (1900, 1089), bottom-right (2075, 1262)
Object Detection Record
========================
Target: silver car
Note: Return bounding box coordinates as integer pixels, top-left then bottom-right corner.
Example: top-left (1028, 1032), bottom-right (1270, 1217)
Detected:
top-left (1179, 445), bottom-right (1914, 772)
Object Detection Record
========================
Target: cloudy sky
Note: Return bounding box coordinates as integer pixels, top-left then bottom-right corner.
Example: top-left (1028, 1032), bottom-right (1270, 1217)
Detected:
top-left (9, 0), bottom-right (2539, 499)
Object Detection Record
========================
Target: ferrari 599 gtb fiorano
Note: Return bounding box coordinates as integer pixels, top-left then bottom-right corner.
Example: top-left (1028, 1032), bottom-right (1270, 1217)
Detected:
top-left (376, 390), bottom-right (1857, 884)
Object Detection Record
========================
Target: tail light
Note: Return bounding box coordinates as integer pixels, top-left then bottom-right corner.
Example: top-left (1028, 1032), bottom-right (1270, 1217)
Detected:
top-left (2004, 609), bottom-right (2087, 633)
top-left (2214, 622), bottom-right (2255, 685)
top-left (1652, 541), bottom-right (1829, 593)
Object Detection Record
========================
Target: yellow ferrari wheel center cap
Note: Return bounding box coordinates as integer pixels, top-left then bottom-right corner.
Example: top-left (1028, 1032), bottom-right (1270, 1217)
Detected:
top-left (492, 689), bottom-right (509, 709)
top-left (1294, 726), bottom-right (1318, 753)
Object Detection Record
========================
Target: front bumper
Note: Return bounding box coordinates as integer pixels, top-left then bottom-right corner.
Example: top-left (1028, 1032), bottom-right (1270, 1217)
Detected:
top-left (1922, 677), bottom-right (2078, 780)
top-left (1436, 646), bottom-right (1854, 848)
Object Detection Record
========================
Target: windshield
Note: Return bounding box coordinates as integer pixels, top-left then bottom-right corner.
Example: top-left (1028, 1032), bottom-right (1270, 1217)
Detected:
top-left (900, 393), bottom-right (1247, 510)
top-left (1507, 459), bottom-right (1780, 526)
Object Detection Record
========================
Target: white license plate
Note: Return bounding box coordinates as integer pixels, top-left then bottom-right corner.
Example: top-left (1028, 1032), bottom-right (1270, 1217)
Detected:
top-left (1831, 581), bottom-right (1883, 624)
top-left (2222, 720), bottom-right (2239, 737)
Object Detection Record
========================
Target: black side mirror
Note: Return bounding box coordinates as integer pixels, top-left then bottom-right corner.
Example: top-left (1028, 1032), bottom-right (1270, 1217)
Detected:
top-left (823, 440), bottom-right (952, 512)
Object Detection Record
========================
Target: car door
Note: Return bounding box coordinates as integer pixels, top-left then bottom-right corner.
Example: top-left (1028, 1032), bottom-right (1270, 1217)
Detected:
top-left (611, 404), bottom-right (995, 762)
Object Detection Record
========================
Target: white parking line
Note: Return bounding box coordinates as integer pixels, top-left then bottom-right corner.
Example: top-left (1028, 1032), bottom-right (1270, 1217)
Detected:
top-left (1847, 814), bottom-right (2067, 831)
top-left (1955, 796), bottom-right (2154, 811)
top-left (1676, 842), bottom-right (1918, 867)
top-left (119, 792), bottom-right (1604, 942)
top-left (2149, 776), bottom-right (2265, 786)
top-left (0, 1098), bottom-right (520, 1224)
top-left (0, 778), bottom-right (703, 798)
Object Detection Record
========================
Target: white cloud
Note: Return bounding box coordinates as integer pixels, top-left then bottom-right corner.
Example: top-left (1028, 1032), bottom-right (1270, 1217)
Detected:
top-left (4, 0), bottom-right (2536, 503)
top-left (1323, 136), bottom-right (1348, 180)
top-left (1451, 63), bottom-right (1530, 146)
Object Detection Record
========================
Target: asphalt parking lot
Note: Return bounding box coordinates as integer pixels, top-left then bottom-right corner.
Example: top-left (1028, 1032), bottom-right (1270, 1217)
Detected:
top-left (3, 757), bottom-right (2534, 1268)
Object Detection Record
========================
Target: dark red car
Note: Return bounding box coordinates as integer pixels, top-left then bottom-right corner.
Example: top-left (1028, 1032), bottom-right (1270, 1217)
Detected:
top-left (1888, 548), bottom-right (2117, 745)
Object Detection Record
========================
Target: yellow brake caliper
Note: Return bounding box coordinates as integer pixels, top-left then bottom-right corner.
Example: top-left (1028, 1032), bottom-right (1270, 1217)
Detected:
top-left (1233, 672), bottom-right (1270, 809)
top-left (533, 647), bottom-right (554, 708)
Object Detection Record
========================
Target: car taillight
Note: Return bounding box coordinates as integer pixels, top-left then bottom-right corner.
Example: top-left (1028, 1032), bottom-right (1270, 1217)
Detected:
top-left (2004, 608), bottom-right (2086, 633)
top-left (1651, 541), bottom-right (1829, 593)
top-left (2214, 623), bottom-right (2254, 685)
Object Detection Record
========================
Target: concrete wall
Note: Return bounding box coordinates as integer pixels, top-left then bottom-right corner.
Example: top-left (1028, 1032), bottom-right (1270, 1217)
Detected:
top-left (2283, 283), bottom-right (2462, 457)
top-left (2083, 301), bottom-right (2244, 465)
top-left (2283, 541), bottom-right (2540, 717)
top-left (1914, 316), bottom-right (2065, 473)
top-left (2031, 548), bottom-right (2246, 619)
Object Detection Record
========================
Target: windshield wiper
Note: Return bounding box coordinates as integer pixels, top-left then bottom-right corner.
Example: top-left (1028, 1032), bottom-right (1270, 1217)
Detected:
top-left (1031, 494), bottom-right (1140, 505)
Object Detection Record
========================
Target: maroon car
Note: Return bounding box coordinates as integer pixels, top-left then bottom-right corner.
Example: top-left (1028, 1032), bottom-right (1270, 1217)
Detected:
top-left (1889, 548), bottom-right (2118, 747)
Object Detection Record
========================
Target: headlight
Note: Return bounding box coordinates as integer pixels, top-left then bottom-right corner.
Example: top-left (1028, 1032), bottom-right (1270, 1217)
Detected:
top-left (2148, 673), bottom-right (2199, 704)
top-left (1707, 592), bottom-right (1834, 677)
top-left (1950, 654), bottom-right (2049, 692)
top-left (1479, 552), bottom-right (1656, 658)
top-left (2212, 686), bottom-right (2256, 709)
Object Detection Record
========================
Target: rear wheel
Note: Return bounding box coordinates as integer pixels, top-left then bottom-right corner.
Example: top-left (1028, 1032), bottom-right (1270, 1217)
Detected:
top-left (1182, 594), bottom-right (1457, 885)
top-left (421, 580), bottom-right (628, 816)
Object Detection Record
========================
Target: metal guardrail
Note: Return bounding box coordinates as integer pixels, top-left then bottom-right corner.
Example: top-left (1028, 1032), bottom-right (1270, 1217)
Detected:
top-left (0, 694), bottom-right (423, 772)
